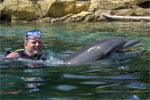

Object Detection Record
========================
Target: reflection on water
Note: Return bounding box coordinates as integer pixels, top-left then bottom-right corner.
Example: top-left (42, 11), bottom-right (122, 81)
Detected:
top-left (0, 22), bottom-right (150, 99)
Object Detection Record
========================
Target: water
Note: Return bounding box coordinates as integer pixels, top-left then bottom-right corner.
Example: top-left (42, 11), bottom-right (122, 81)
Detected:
top-left (0, 22), bottom-right (150, 100)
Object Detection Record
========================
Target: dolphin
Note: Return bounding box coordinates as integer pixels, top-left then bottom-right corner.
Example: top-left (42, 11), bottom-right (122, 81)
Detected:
top-left (62, 37), bottom-right (142, 65)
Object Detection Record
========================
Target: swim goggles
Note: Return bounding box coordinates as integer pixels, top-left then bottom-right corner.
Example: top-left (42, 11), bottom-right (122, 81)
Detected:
top-left (24, 30), bottom-right (42, 41)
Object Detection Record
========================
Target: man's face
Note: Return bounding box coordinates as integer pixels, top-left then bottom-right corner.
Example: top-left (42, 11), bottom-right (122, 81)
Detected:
top-left (24, 37), bottom-right (42, 56)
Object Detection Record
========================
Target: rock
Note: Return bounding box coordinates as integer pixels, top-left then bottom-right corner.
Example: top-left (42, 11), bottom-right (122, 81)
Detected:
top-left (84, 14), bottom-right (95, 22)
top-left (102, 13), bottom-right (150, 21)
top-left (50, 18), bottom-right (61, 23)
top-left (0, 3), bottom-right (11, 21)
top-left (135, 8), bottom-right (150, 16)
top-left (0, 0), bottom-right (149, 22)
top-left (1, 0), bottom-right (43, 21)
top-left (59, 14), bottom-right (74, 21)
top-left (66, 11), bottom-right (93, 22)
top-left (88, 0), bottom-right (150, 11)
top-left (46, 0), bottom-right (89, 17)
top-left (94, 9), bottom-right (112, 21)
top-left (38, 0), bottom-right (56, 17)
top-left (88, 0), bottom-right (150, 21)
top-left (0, 0), bottom-right (89, 22)
top-left (37, 17), bottom-right (51, 23)
top-left (88, 0), bottom-right (126, 12)
top-left (111, 9), bottom-right (135, 16)
top-left (95, 9), bottom-right (112, 15)
top-left (71, 11), bottom-right (93, 18)
top-left (123, 0), bottom-right (150, 8)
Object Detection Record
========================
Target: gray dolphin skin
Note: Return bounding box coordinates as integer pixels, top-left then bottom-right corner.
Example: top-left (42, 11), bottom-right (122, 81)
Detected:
top-left (62, 37), bottom-right (142, 65)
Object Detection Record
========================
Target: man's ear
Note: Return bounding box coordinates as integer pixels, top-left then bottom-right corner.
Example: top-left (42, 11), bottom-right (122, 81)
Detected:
top-left (24, 42), bottom-right (27, 48)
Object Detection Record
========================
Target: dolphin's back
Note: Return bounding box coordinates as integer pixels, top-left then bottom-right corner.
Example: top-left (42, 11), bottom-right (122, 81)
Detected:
top-left (62, 37), bottom-right (127, 65)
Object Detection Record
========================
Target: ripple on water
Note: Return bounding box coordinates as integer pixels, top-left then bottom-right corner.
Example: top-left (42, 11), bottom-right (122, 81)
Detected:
top-left (126, 82), bottom-right (147, 89)
top-left (63, 74), bottom-right (100, 79)
top-left (26, 83), bottom-right (42, 88)
top-left (103, 75), bottom-right (139, 80)
top-left (127, 95), bottom-right (140, 100)
top-left (56, 85), bottom-right (77, 91)
top-left (29, 88), bottom-right (39, 93)
top-left (81, 81), bottom-right (106, 85)
top-left (21, 77), bottom-right (44, 82)
top-left (63, 74), bottom-right (139, 80)
top-left (48, 97), bottom-right (79, 100)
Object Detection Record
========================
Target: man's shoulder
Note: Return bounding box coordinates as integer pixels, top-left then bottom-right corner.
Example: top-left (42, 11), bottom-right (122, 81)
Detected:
top-left (5, 51), bottom-right (20, 59)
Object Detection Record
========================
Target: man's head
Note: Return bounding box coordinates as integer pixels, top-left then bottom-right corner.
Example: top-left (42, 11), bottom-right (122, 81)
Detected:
top-left (24, 30), bottom-right (42, 56)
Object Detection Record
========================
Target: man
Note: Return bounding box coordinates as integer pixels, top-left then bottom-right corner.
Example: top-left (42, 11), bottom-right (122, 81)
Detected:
top-left (5, 30), bottom-right (44, 60)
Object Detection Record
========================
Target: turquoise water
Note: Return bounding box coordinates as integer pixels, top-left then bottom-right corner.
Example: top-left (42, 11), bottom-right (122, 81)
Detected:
top-left (0, 22), bottom-right (150, 100)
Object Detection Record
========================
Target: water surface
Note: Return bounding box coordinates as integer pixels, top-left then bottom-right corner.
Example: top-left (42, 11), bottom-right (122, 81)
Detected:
top-left (0, 22), bottom-right (150, 100)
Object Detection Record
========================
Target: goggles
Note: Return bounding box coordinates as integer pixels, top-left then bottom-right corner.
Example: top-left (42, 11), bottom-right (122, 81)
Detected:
top-left (24, 30), bottom-right (42, 42)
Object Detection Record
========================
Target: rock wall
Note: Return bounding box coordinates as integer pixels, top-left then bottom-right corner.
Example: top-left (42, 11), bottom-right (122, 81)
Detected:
top-left (89, 0), bottom-right (150, 11)
top-left (0, 0), bottom-right (150, 22)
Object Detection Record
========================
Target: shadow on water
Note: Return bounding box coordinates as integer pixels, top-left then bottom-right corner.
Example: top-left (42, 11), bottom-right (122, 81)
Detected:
top-left (0, 22), bottom-right (150, 100)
